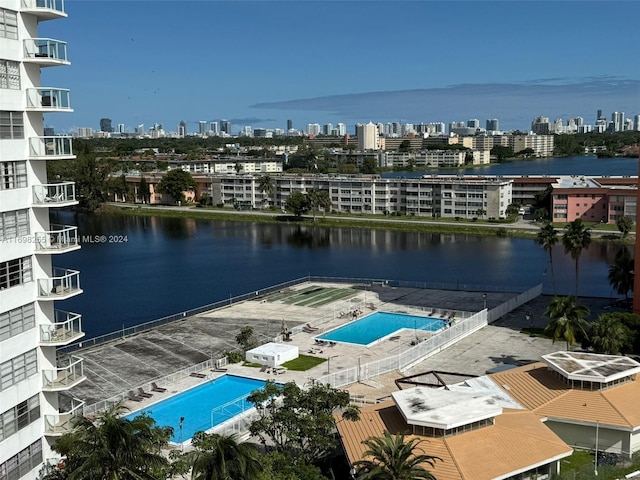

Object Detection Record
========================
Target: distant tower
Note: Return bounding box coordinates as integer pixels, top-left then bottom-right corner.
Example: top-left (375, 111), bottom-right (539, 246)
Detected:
top-left (178, 120), bottom-right (186, 137)
top-left (486, 119), bottom-right (500, 131)
top-left (210, 122), bottom-right (219, 135)
top-left (199, 121), bottom-right (206, 135)
top-left (356, 122), bottom-right (379, 150)
top-left (597, 109), bottom-right (603, 120)
top-left (118, 123), bottom-right (125, 133)
top-left (467, 119), bottom-right (480, 129)
top-left (611, 112), bottom-right (624, 132)
top-left (220, 120), bottom-right (231, 135)
top-left (100, 117), bottom-right (113, 132)
top-left (287, 119), bottom-right (293, 130)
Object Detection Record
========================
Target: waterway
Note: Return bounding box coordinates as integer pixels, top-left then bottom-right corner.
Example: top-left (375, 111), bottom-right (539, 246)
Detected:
top-left (53, 155), bottom-right (638, 339)
top-left (382, 154), bottom-right (639, 177)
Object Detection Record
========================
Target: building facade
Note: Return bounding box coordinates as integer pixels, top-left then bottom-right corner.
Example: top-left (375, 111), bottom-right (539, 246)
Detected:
top-left (0, 2), bottom-right (85, 479)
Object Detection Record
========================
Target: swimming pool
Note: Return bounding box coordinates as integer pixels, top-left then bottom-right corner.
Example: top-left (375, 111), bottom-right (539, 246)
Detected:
top-left (125, 375), bottom-right (267, 443)
top-left (318, 311), bottom-right (445, 346)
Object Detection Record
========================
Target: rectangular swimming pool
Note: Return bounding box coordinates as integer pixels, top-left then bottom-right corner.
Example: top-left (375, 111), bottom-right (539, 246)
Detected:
top-left (318, 311), bottom-right (445, 346)
top-left (125, 375), bottom-right (267, 443)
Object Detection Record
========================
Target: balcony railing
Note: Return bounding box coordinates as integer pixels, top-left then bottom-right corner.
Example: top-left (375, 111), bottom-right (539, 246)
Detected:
top-left (37, 267), bottom-right (82, 301)
top-left (42, 356), bottom-right (85, 391)
top-left (26, 88), bottom-right (72, 111)
top-left (21, 0), bottom-right (66, 19)
top-left (40, 310), bottom-right (84, 345)
top-left (29, 136), bottom-right (75, 160)
top-left (34, 225), bottom-right (80, 254)
top-left (32, 182), bottom-right (77, 207)
top-left (44, 398), bottom-right (84, 436)
top-left (23, 38), bottom-right (69, 65)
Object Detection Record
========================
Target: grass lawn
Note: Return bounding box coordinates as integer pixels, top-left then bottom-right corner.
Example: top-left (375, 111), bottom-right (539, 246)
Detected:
top-left (561, 450), bottom-right (594, 472)
top-left (242, 361), bottom-right (263, 368)
top-left (282, 354), bottom-right (326, 371)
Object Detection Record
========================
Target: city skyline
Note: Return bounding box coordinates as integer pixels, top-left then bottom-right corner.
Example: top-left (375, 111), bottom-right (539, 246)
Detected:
top-left (40, 1), bottom-right (640, 134)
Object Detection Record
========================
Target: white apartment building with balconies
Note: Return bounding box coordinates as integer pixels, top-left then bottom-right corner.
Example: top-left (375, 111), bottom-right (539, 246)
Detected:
top-left (0, 1), bottom-right (85, 478)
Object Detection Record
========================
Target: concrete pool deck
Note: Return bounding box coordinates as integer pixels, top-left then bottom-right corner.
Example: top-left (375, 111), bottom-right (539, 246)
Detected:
top-left (65, 282), bottom-right (618, 413)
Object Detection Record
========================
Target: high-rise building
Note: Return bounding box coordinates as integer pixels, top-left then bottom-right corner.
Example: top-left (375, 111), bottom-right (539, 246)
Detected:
top-left (531, 116), bottom-right (551, 135)
top-left (198, 121), bottom-right (206, 136)
top-left (634, 115), bottom-right (640, 132)
top-left (306, 123), bottom-right (321, 136)
top-left (178, 120), bottom-right (186, 137)
top-left (118, 123), bottom-right (125, 133)
top-left (135, 124), bottom-right (144, 134)
top-left (220, 119), bottom-right (231, 135)
top-left (611, 112), bottom-right (624, 132)
top-left (486, 119), bottom-right (500, 131)
top-left (337, 123), bottom-right (346, 136)
top-left (467, 119), bottom-right (480, 129)
top-left (597, 109), bottom-right (603, 121)
top-left (209, 121), bottom-right (219, 135)
top-left (99, 117), bottom-right (113, 132)
top-left (1, 2), bottom-right (85, 478)
top-left (356, 122), bottom-right (379, 150)
top-left (286, 119), bottom-right (293, 131)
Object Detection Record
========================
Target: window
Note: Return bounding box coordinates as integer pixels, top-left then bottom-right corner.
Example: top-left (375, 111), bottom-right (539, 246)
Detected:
top-left (0, 256), bottom-right (32, 290)
top-left (0, 439), bottom-right (42, 480)
top-left (0, 303), bottom-right (35, 341)
top-left (0, 209), bottom-right (29, 241)
top-left (0, 8), bottom-right (18, 40)
top-left (0, 394), bottom-right (40, 442)
top-left (0, 111), bottom-right (24, 139)
top-left (0, 349), bottom-right (38, 392)
top-left (0, 59), bottom-right (19, 89)
top-left (0, 161), bottom-right (27, 190)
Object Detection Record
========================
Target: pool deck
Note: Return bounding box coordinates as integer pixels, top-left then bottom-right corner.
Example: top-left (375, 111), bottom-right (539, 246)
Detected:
top-left (65, 282), bottom-right (617, 413)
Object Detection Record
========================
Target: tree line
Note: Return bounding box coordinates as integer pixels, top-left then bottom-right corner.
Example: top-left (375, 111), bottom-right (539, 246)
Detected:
top-left (535, 218), bottom-right (639, 354)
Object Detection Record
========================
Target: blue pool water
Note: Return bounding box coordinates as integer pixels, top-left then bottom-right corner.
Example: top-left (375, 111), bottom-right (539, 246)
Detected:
top-left (125, 375), bottom-right (267, 443)
top-left (318, 311), bottom-right (445, 346)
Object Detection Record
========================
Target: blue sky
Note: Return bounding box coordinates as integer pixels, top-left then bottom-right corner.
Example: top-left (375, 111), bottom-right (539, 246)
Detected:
top-left (41, 1), bottom-right (639, 135)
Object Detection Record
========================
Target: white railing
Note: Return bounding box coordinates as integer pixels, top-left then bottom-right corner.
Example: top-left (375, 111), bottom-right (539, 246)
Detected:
top-left (37, 267), bottom-right (81, 299)
top-left (32, 182), bottom-right (76, 205)
top-left (42, 355), bottom-right (84, 390)
top-left (23, 38), bottom-right (69, 63)
top-left (21, 0), bottom-right (65, 13)
top-left (34, 225), bottom-right (79, 252)
top-left (487, 284), bottom-right (543, 323)
top-left (40, 310), bottom-right (83, 344)
top-left (44, 398), bottom-right (84, 436)
top-left (26, 88), bottom-right (71, 110)
top-left (210, 395), bottom-right (253, 429)
top-left (29, 136), bottom-right (74, 159)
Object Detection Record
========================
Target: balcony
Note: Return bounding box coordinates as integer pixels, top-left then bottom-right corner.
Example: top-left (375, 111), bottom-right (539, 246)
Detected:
top-left (21, 0), bottom-right (66, 19)
top-left (44, 398), bottom-right (84, 437)
top-left (32, 182), bottom-right (77, 207)
top-left (29, 136), bottom-right (75, 160)
top-left (42, 356), bottom-right (85, 391)
top-left (23, 38), bottom-right (69, 66)
top-left (26, 88), bottom-right (72, 112)
top-left (37, 267), bottom-right (82, 301)
top-left (34, 225), bottom-right (80, 254)
top-left (40, 310), bottom-right (84, 345)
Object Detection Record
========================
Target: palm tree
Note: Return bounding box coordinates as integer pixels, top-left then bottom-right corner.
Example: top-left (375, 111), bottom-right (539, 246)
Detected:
top-left (258, 174), bottom-right (274, 210)
top-left (590, 314), bottom-right (632, 354)
top-left (50, 403), bottom-right (171, 480)
top-left (187, 431), bottom-right (262, 480)
top-left (562, 219), bottom-right (591, 296)
top-left (535, 222), bottom-right (559, 295)
top-left (544, 296), bottom-right (590, 350)
top-left (353, 430), bottom-right (441, 480)
top-left (608, 247), bottom-right (634, 307)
